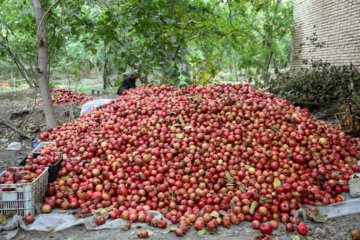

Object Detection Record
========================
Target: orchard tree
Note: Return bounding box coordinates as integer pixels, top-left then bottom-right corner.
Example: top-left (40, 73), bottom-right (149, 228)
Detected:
top-left (31, 0), bottom-right (57, 129)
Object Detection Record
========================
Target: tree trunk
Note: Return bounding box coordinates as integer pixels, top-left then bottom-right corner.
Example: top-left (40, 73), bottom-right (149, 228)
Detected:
top-left (91, 61), bottom-right (103, 83)
top-left (261, 50), bottom-right (273, 81)
top-left (31, 0), bottom-right (57, 129)
top-left (185, 63), bottom-right (191, 80)
top-left (139, 72), bottom-right (149, 84)
top-left (103, 43), bottom-right (111, 89)
top-left (261, 36), bottom-right (273, 81)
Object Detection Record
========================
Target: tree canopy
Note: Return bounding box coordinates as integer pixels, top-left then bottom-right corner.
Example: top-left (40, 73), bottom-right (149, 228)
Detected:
top-left (0, 0), bottom-right (293, 88)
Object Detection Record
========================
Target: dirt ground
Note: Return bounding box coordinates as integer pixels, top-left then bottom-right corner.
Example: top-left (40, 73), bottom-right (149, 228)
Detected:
top-left (12, 213), bottom-right (360, 240)
top-left (0, 86), bottom-right (359, 240)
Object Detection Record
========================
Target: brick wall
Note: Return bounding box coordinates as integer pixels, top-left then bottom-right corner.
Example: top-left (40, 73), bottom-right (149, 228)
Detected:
top-left (291, 0), bottom-right (360, 69)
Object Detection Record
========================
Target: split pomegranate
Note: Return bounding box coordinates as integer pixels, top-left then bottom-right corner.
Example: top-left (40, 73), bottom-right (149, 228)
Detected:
top-left (37, 83), bottom-right (360, 236)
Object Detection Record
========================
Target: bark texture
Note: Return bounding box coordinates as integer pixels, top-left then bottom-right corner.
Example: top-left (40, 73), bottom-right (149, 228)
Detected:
top-left (31, 0), bottom-right (57, 129)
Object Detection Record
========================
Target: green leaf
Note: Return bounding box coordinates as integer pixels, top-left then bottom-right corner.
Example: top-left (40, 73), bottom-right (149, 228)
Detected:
top-left (176, 133), bottom-right (184, 139)
top-left (195, 94), bottom-right (202, 101)
top-left (172, 124), bottom-right (182, 127)
top-left (260, 196), bottom-right (272, 203)
top-left (167, 111), bottom-right (176, 115)
top-left (249, 202), bottom-right (258, 215)
top-left (146, 229), bottom-right (154, 236)
top-left (273, 178), bottom-right (281, 189)
top-left (183, 126), bottom-right (193, 130)
top-left (290, 235), bottom-right (301, 240)
top-left (219, 210), bottom-right (229, 216)
top-left (197, 229), bottom-right (206, 235)
top-left (239, 184), bottom-right (248, 193)
top-left (225, 172), bottom-right (234, 184)
top-left (310, 212), bottom-right (328, 223)
top-left (178, 114), bottom-right (185, 124)
top-left (114, 79), bottom-right (122, 87)
top-left (0, 214), bottom-right (6, 225)
top-left (210, 211), bottom-right (219, 218)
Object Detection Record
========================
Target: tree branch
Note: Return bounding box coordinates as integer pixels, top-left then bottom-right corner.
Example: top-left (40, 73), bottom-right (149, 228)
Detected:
top-left (36, 0), bottom-right (60, 36)
top-left (0, 41), bottom-right (36, 88)
top-left (0, 118), bottom-right (30, 139)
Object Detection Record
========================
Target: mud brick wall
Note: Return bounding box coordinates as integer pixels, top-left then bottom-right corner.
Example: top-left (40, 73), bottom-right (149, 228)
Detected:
top-left (291, 0), bottom-right (360, 69)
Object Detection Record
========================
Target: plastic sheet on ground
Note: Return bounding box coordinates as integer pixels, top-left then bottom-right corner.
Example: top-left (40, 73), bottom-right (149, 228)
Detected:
top-left (80, 99), bottom-right (113, 115)
top-left (1, 194), bottom-right (360, 239)
top-left (6, 142), bottom-right (22, 151)
top-left (304, 193), bottom-right (360, 218)
top-left (0, 209), bottom-right (169, 239)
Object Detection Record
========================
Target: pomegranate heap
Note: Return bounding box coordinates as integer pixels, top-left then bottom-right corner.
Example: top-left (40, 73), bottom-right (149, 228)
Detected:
top-left (25, 152), bottom-right (61, 166)
top-left (40, 83), bottom-right (360, 236)
top-left (37, 88), bottom-right (94, 105)
top-left (0, 166), bottom-right (46, 184)
top-left (33, 142), bottom-right (56, 152)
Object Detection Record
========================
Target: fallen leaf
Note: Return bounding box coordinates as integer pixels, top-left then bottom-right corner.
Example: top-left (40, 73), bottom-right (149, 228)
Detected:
top-left (178, 115), bottom-right (185, 124)
top-left (273, 178), bottom-right (281, 189)
top-left (310, 212), bottom-right (328, 223)
top-left (167, 111), bottom-right (176, 115)
top-left (206, 229), bottom-right (218, 235)
top-left (0, 214), bottom-right (6, 225)
top-left (121, 221), bottom-right (131, 231)
top-left (230, 198), bottom-right (236, 210)
top-left (219, 210), bottom-right (229, 216)
top-left (46, 226), bottom-right (54, 232)
top-left (163, 227), bottom-right (172, 234)
top-left (337, 195), bottom-right (345, 201)
top-left (225, 172), bottom-right (234, 184)
top-left (183, 126), bottom-right (193, 130)
top-left (197, 229), bottom-right (206, 235)
top-left (147, 229), bottom-right (154, 236)
top-left (249, 202), bottom-right (258, 215)
top-left (59, 175), bottom-right (70, 181)
top-left (176, 133), bottom-right (184, 139)
top-left (210, 211), bottom-right (219, 218)
top-left (4, 212), bottom-right (15, 217)
top-left (291, 234), bottom-right (301, 240)
top-left (239, 184), bottom-right (248, 193)
top-left (260, 196), bottom-right (272, 203)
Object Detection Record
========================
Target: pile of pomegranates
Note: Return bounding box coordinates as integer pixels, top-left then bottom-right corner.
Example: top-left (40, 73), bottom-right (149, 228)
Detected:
top-left (33, 142), bottom-right (56, 153)
top-left (38, 83), bottom-right (359, 236)
top-left (0, 166), bottom-right (46, 184)
top-left (25, 152), bottom-right (61, 166)
top-left (37, 88), bottom-right (93, 105)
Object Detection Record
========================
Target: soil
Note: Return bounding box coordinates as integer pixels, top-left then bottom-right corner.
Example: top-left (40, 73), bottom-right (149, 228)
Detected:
top-left (0, 87), bottom-right (359, 240)
top-left (12, 213), bottom-right (360, 240)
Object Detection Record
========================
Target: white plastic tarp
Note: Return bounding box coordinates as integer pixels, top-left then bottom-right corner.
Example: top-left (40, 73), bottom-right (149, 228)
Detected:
top-left (80, 99), bottom-right (113, 115)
